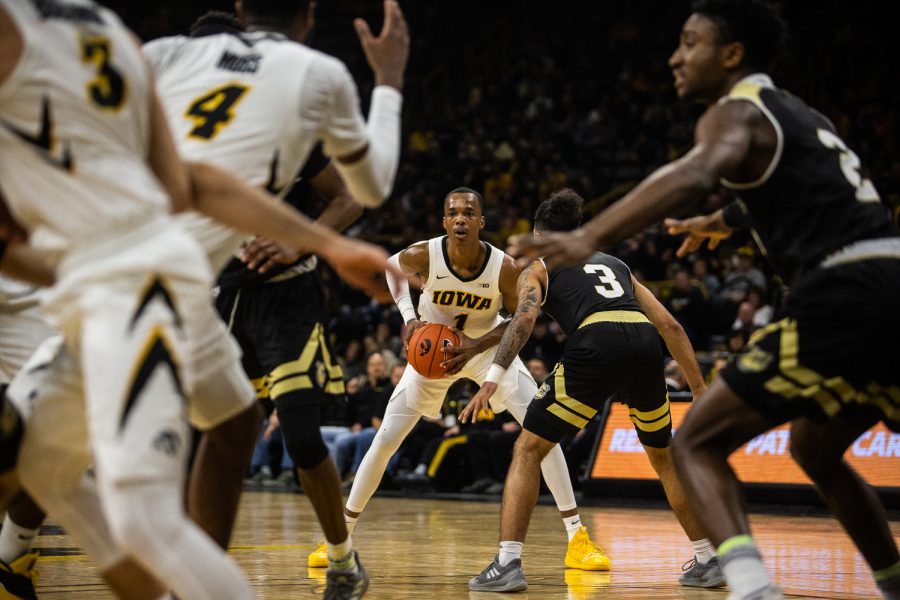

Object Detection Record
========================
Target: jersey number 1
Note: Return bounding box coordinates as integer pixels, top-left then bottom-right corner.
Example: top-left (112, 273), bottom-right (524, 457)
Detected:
top-left (584, 264), bottom-right (624, 298)
top-left (185, 84), bottom-right (249, 140)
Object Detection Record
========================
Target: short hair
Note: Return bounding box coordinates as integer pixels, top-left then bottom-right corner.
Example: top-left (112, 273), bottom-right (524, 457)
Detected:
top-left (190, 11), bottom-right (242, 37)
top-left (691, 0), bottom-right (787, 71)
top-left (444, 187), bottom-right (484, 212)
top-left (242, 0), bottom-right (311, 21)
top-left (534, 189), bottom-right (584, 233)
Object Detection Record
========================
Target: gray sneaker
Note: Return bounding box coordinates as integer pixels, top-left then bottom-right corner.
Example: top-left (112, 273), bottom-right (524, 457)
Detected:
top-left (680, 556), bottom-right (726, 588)
top-left (469, 556), bottom-right (527, 592)
top-left (324, 551), bottom-right (368, 599)
top-left (727, 584), bottom-right (785, 600)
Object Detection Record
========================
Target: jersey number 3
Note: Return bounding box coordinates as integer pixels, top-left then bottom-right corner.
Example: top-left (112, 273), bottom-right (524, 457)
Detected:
top-left (584, 264), bottom-right (624, 298)
top-left (185, 84), bottom-right (249, 140)
top-left (81, 36), bottom-right (126, 110)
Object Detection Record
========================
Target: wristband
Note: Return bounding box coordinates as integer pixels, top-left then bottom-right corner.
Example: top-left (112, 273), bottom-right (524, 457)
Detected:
top-left (484, 364), bottom-right (507, 384)
top-left (399, 306), bottom-right (418, 324)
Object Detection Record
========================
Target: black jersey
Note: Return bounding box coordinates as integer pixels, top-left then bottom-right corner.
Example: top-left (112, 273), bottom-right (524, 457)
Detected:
top-left (720, 75), bottom-right (897, 284)
top-left (541, 252), bottom-right (643, 335)
top-left (216, 145), bottom-right (330, 290)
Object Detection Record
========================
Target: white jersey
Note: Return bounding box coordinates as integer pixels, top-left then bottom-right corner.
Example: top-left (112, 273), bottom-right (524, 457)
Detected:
top-left (417, 236), bottom-right (505, 339)
top-left (0, 0), bottom-right (169, 257)
top-left (144, 29), bottom-right (370, 272)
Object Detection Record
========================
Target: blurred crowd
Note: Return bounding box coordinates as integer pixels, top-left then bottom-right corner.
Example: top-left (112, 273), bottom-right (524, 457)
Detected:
top-left (107, 1), bottom-right (896, 493)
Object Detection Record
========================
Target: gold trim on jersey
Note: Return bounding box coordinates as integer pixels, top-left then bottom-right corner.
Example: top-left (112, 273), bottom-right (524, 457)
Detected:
top-left (577, 310), bottom-right (650, 329)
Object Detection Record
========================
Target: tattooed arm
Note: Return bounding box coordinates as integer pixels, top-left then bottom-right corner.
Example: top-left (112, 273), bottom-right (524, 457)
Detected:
top-left (460, 259), bottom-right (547, 423)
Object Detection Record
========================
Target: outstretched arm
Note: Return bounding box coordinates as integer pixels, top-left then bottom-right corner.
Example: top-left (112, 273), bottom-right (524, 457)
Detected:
top-left (460, 260), bottom-right (546, 423)
top-left (509, 101), bottom-right (760, 269)
top-left (632, 277), bottom-right (706, 397)
top-left (387, 242), bottom-right (429, 345)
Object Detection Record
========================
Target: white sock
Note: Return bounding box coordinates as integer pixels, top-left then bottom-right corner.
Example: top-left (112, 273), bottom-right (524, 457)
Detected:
top-left (0, 514), bottom-right (37, 563)
top-left (563, 514), bottom-right (582, 542)
top-left (691, 538), bottom-right (716, 564)
top-left (326, 536), bottom-right (353, 562)
top-left (344, 514), bottom-right (358, 536)
top-left (498, 541), bottom-right (523, 566)
top-left (719, 536), bottom-right (772, 598)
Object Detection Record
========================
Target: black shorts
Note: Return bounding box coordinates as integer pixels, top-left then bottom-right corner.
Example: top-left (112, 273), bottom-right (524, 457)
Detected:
top-left (720, 258), bottom-right (900, 432)
top-left (216, 272), bottom-right (345, 405)
top-left (524, 316), bottom-right (672, 448)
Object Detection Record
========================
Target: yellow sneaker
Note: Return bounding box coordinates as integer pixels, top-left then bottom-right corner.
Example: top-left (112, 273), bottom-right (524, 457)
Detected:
top-left (564, 526), bottom-right (610, 571)
top-left (0, 551), bottom-right (38, 600)
top-left (307, 542), bottom-right (329, 568)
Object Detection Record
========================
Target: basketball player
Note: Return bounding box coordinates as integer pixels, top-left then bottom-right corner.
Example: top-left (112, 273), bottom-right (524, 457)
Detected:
top-left (0, 1), bottom-right (394, 598)
top-left (466, 190), bottom-right (716, 592)
top-left (340, 188), bottom-right (610, 572)
top-left (143, 1), bottom-right (408, 588)
top-left (511, 2), bottom-right (900, 598)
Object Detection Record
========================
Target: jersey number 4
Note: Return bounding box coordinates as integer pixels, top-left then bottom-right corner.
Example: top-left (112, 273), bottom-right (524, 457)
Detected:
top-left (185, 84), bottom-right (249, 140)
top-left (584, 264), bottom-right (624, 298)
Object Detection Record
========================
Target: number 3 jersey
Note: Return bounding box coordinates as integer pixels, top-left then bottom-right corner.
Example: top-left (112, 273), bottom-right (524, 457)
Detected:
top-left (0, 0), bottom-right (169, 255)
top-left (144, 27), bottom-right (371, 271)
top-left (541, 252), bottom-right (643, 336)
top-left (417, 236), bottom-right (505, 339)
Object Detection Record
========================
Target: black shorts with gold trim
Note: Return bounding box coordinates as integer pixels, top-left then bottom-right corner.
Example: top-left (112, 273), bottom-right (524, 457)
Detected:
top-left (215, 271), bottom-right (345, 407)
top-left (523, 312), bottom-right (672, 448)
top-left (720, 258), bottom-right (900, 432)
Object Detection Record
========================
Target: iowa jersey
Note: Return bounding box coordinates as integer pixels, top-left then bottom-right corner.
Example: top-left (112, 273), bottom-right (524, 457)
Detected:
top-left (719, 74), bottom-right (897, 284)
top-left (0, 0), bottom-right (168, 255)
top-left (144, 27), bottom-right (370, 272)
top-left (542, 252), bottom-right (643, 335)
top-left (418, 237), bottom-right (505, 339)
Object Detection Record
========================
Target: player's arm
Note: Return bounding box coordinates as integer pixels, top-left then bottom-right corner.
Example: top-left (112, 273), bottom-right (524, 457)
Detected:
top-left (509, 101), bottom-right (759, 268)
top-left (0, 6), bottom-right (23, 88)
top-left (0, 244), bottom-right (55, 287)
top-left (632, 276), bottom-right (706, 397)
top-left (460, 260), bottom-right (546, 423)
top-left (388, 242), bottom-right (428, 344)
top-left (319, 1), bottom-right (409, 208)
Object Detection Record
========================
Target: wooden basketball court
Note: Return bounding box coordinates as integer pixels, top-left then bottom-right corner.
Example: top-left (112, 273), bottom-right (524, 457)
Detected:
top-left (35, 491), bottom-right (894, 598)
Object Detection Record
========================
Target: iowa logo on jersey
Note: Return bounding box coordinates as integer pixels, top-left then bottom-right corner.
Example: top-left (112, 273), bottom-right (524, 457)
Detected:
top-left (431, 290), bottom-right (492, 310)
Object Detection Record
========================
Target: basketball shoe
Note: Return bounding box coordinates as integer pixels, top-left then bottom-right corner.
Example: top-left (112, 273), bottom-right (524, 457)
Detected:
top-left (324, 551), bottom-right (368, 599)
top-left (680, 556), bottom-right (726, 587)
top-left (469, 556), bottom-right (527, 592)
top-left (565, 526), bottom-right (610, 570)
top-left (0, 551), bottom-right (38, 600)
top-left (308, 542), bottom-right (329, 568)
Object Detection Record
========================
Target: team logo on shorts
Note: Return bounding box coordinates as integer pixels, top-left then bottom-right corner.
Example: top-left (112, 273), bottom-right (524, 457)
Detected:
top-left (152, 429), bottom-right (181, 456)
top-left (535, 382), bottom-right (550, 399)
top-left (418, 338), bottom-right (432, 356)
top-left (737, 345), bottom-right (773, 373)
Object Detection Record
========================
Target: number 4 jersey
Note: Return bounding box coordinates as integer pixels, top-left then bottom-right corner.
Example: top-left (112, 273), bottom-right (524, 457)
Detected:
top-left (144, 27), bottom-right (371, 271)
top-left (541, 253), bottom-right (643, 336)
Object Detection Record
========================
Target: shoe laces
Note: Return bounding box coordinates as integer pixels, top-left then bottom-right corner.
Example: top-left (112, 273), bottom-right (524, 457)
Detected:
top-left (681, 558), bottom-right (697, 572)
top-left (324, 570), bottom-right (360, 599)
top-left (574, 532), bottom-right (607, 557)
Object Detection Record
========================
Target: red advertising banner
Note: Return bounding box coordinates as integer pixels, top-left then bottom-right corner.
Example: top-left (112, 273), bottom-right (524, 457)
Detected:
top-left (590, 402), bottom-right (900, 487)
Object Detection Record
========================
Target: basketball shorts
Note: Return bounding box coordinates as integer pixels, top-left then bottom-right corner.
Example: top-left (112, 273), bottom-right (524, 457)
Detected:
top-left (720, 257), bottom-right (900, 432)
top-left (215, 271), bottom-right (345, 407)
top-left (0, 288), bottom-right (56, 383)
top-left (392, 343), bottom-right (535, 419)
top-left (524, 313), bottom-right (672, 448)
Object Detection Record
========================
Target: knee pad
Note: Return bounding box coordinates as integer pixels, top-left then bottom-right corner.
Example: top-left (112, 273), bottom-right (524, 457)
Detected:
top-left (275, 396), bottom-right (329, 469)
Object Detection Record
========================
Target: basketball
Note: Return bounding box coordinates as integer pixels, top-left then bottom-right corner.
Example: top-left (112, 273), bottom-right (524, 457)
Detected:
top-left (407, 323), bottom-right (461, 378)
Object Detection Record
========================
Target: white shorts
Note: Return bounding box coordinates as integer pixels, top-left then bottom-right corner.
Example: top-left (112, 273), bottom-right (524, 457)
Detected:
top-left (0, 285), bottom-right (55, 383)
top-left (395, 346), bottom-right (536, 418)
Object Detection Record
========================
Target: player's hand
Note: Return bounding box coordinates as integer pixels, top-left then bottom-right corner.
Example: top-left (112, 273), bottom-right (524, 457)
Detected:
top-left (402, 319), bottom-right (425, 347)
top-left (320, 237), bottom-right (397, 303)
top-left (460, 383), bottom-right (497, 424)
top-left (664, 215), bottom-right (731, 257)
top-left (240, 237), bottom-right (301, 273)
top-left (508, 229), bottom-right (596, 271)
top-left (440, 330), bottom-right (479, 376)
top-left (355, 0), bottom-right (409, 90)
